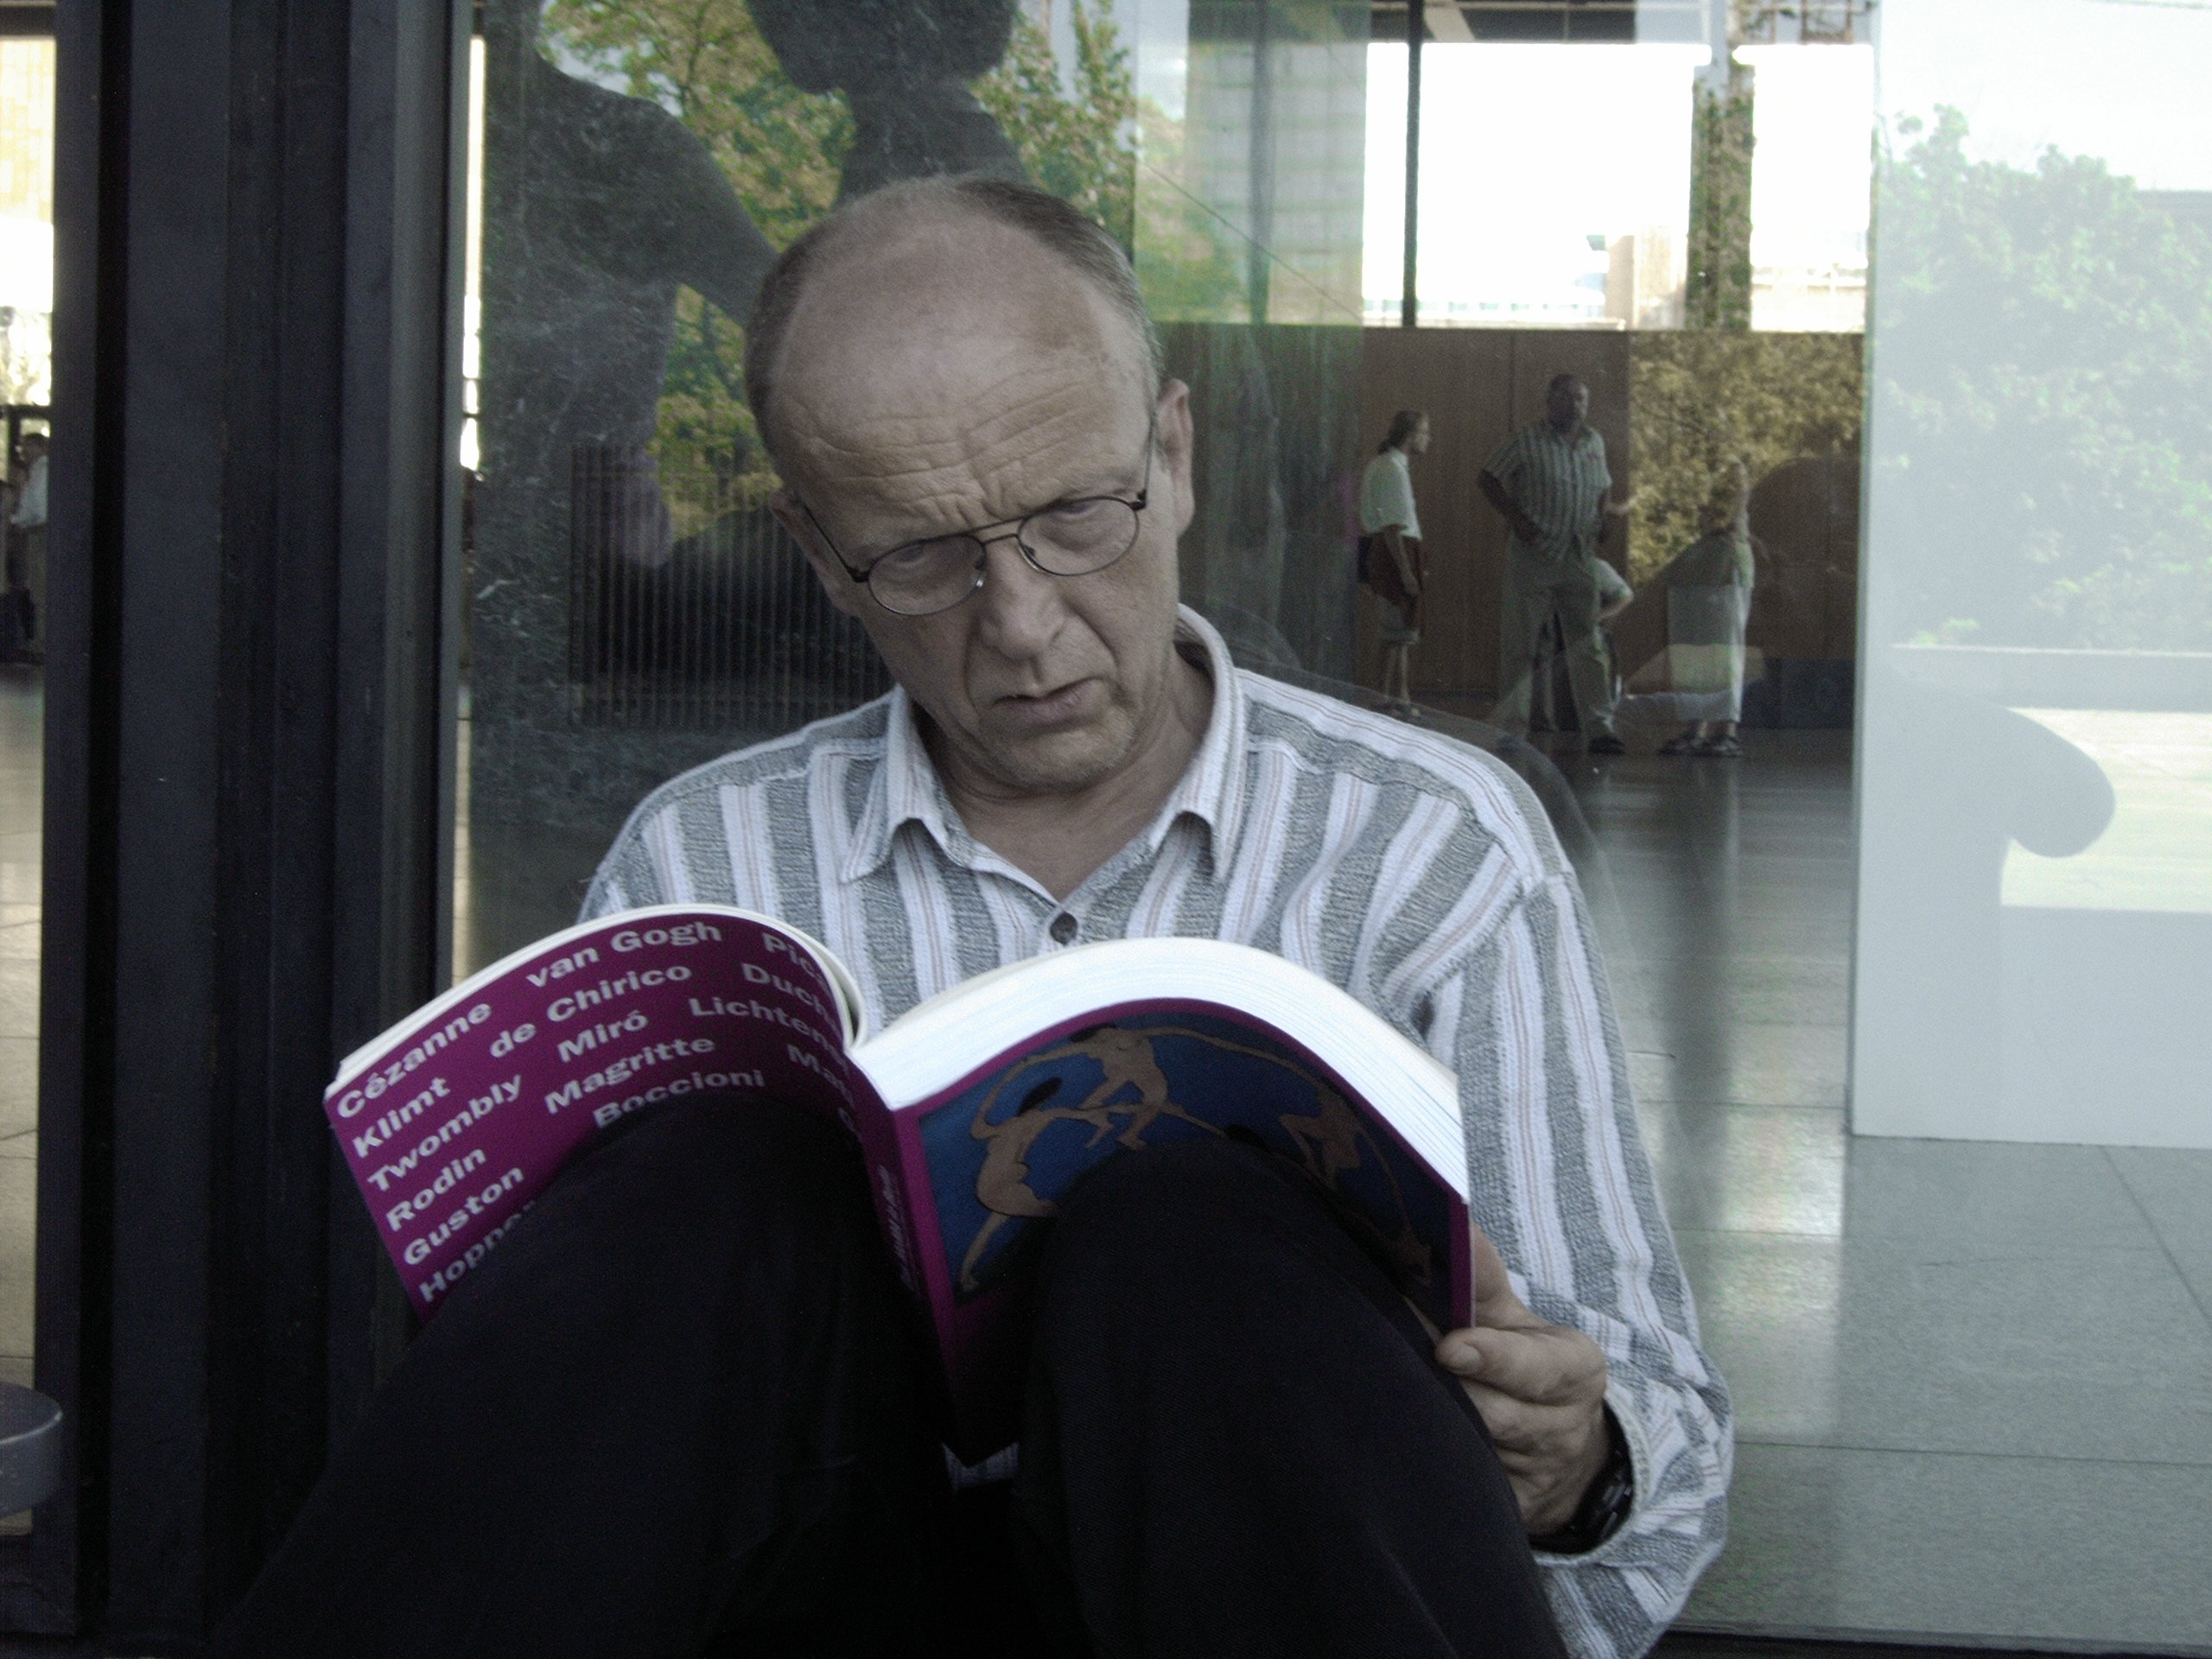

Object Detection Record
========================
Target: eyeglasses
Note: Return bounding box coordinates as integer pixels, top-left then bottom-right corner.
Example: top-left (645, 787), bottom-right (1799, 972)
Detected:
top-left (798, 416), bottom-right (1156, 618)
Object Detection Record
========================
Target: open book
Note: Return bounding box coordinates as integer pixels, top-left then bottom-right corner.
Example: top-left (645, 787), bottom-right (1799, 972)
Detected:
top-left (325, 906), bottom-right (1472, 1459)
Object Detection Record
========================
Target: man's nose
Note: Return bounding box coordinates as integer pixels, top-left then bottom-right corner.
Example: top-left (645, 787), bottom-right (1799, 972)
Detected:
top-left (969, 531), bottom-right (1066, 656)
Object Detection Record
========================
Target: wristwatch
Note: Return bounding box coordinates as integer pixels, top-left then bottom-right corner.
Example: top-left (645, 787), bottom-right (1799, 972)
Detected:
top-left (1528, 1409), bottom-right (1634, 1555)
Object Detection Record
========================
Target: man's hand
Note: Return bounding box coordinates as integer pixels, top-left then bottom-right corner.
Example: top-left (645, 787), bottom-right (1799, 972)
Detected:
top-left (1435, 1223), bottom-right (1611, 1535)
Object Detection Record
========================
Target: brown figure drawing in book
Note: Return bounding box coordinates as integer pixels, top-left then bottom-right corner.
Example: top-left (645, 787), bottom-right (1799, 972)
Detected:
top-left (957, 1075), bottom-right (1099, 1292)
top-left (1278, 1084), bottom-right (1435, 1290)
top-left (959, 1024), bottom-right (1223, 1292)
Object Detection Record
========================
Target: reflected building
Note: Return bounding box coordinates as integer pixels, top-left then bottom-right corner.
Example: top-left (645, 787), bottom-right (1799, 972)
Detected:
top-left (1149, 3), bottom-right (1370, 681)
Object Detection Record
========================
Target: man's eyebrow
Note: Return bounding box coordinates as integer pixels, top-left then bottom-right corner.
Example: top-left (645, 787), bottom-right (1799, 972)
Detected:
top-left (865, 450), bottom-right (1147, 550)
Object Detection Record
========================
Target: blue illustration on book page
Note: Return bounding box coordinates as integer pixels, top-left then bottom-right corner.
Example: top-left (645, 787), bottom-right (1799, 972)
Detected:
top-left (917, 1011), bottom-right (1455, 1321)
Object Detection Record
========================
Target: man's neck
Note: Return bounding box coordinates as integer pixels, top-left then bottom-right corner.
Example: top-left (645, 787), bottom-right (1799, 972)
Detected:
top-left (1548, 416), bottom-right (1585, 441)
top-left (938, 651), bottom-right (1214, 904)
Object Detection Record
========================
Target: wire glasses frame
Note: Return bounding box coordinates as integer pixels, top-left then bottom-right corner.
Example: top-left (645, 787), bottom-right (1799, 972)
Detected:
top-left (798, 415), bottom-right (1158, 617)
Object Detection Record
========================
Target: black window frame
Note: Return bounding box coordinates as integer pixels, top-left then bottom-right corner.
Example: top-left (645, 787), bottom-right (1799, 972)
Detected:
top-left (18, 0), bottom-right (467, 1638)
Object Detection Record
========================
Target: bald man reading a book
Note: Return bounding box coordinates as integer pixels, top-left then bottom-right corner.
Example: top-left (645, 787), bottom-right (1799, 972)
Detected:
top-left (219, 180), bottom-right (1728, 1659)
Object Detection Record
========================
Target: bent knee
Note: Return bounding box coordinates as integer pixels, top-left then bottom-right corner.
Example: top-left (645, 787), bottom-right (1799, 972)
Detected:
top-left (475, 1092), bottom-right (874, 1300)
top-left (1045, 1136), bottom-right (1327, 1287)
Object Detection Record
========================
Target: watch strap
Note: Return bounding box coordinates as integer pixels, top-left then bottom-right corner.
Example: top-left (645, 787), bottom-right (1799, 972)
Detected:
top-left (1528, 1408), bottom-right (1633, 1555)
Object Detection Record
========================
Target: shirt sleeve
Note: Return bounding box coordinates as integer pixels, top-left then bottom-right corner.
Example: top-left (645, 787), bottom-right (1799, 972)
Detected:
top-left (1592, 560), bottom-right (1632, 609)
top-left (578, 803), bottom-right (676, 921)
top-left (1431, 869), bottom-right (1732, 1659)
top-left (1360, 454), bottom-right (1417, 535)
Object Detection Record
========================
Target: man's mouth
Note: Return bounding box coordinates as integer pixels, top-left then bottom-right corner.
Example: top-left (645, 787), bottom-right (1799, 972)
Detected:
top-left (993, 680), bottom-right (1096, 727)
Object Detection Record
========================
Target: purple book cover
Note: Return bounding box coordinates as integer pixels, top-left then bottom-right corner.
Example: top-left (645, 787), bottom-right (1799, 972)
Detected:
top-left (324, 908), bottom-right (865, 1313)
top-left (328, 912), bottom-right (1469, 1463)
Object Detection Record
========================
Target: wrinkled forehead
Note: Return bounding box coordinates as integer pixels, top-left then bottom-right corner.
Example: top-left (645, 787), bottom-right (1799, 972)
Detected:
top-left (774, 216), bottom-right (1147, 466)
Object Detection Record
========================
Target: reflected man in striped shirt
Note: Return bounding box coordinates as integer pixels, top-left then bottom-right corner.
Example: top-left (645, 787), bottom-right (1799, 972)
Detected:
top-left (1481, 375), bottom-right (1634, 754)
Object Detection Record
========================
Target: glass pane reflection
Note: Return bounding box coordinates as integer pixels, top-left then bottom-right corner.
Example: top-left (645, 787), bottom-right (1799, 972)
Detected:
top-left (442, 1), bottom-right (2212, 1649)
top-left (458, 0), bottom-right (1370, 976)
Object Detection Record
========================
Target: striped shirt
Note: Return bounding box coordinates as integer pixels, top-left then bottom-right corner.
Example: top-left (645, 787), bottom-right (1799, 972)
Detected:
top-left (582, 607), bottom-right (1731, 1659)
top-left (1484, 420), bottom-right (1612, 563)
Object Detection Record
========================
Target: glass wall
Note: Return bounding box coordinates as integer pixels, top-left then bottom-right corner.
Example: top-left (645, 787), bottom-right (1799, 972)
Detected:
top-left (1357, 2), bottom-right (2212, 1652)
top-left (456, 0), bottom-right (1370, 971)
top-left (1836, 0), bottom-right (2212, 1640)
top-left (442, 1), bottom-right (2212, 1650)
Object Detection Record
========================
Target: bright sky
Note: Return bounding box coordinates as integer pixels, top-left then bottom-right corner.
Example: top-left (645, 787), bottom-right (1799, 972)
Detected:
top-left (1743, 44), bottom-right (1874, 268)
top-left (1878, 0), bottom-right (2212, 188)
top-left (1364, 42), bottom-right (1881, 319)
top-left (0, 218), bottom-right (48, 312)
top-left (1365, 44), bottom-right (1709, 315)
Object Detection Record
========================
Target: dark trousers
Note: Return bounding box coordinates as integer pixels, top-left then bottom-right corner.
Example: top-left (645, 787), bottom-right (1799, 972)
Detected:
top-left (214, 1096), bottom-right (1567, 1658)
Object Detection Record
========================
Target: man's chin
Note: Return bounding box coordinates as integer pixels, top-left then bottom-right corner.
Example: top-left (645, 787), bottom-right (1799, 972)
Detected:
top-left (967, 720), bottom-right (1137, 798)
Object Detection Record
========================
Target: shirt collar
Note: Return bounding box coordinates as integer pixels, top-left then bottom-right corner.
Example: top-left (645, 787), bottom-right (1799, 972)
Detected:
top-left (843, 603), bottom-right (1247, 883)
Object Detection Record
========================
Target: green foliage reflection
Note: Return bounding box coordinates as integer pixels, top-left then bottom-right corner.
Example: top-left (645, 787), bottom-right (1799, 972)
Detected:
top-left (1874, 109), bottom-right (2212, 651)
top-left (542, 0), bottom-right (1141, 493)
top-left (1630, 334), bottom-right (1864, 585)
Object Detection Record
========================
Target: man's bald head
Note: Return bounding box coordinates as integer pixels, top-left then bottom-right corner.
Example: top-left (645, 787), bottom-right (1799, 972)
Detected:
top-left (742, 178), bottom-right (1162, 469)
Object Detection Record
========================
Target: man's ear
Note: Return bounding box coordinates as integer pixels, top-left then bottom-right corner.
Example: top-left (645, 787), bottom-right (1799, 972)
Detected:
top-left (770, 488), bottom-right (866, 619)
top-left (1157, 378), bottom-right (1197, 538)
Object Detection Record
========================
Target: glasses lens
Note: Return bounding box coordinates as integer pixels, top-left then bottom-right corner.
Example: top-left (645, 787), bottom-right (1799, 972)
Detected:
top-left (866, 536), bottom-right (984, 615)
top-left (1020, 498), bottom-right (1141, 575)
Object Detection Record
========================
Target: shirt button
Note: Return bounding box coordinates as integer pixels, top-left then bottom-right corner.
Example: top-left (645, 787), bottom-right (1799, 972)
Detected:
top-left (1049, 912), bottom-right (1079, 944)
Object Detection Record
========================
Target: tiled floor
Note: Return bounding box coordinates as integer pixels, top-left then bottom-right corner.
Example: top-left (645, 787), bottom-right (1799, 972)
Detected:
top-left (1557, 728), bottom-right (2212, 1656)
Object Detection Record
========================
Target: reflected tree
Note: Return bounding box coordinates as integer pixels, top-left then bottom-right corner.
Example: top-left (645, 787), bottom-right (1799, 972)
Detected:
top-left (546, 0), bottom-right (852, 247)
top-left (1873, 109), bottom-right (2212, 651)
top-left (544, 0), bottom-right (1142, 489)
top-left (1132, 99), bottom-right (1249, 324)
top-left (545, 0), bottom-right (854, 491)
top-left (1628, 333), bottom-right (1863, 585)
top-left (976, 0), bottom-right (1135, 248)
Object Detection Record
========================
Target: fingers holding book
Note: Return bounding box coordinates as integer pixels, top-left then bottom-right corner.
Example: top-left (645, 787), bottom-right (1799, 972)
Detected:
top-left (1435, 1222), bottom-right (1612, 1537)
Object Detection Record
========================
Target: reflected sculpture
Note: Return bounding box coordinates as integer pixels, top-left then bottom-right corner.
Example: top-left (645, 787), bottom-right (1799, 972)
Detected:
top-left (471, 0), bottom-right (1043, 850)
top-left (480, 0), bottom-right (773, 499)
top-left (748, 0), bottom-right (1027, 198)
top-left (472, 0), bottom-right (780, 836)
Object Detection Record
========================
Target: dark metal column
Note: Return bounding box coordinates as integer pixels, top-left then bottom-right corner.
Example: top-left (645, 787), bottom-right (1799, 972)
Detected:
top-left (35, 0), bottom-right (465, 1640)
top-left (1401, 0), bottom-right (1422, 327)
top-left (1245, 0), bottom-right (1277, 324)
